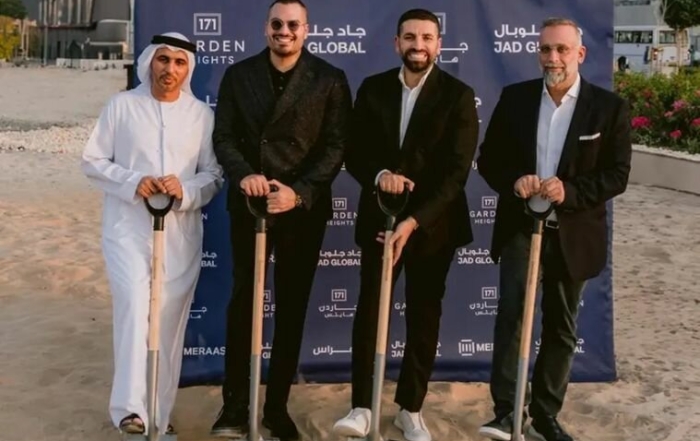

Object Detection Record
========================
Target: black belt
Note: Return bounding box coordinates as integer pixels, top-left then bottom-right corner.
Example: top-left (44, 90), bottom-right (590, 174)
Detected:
top-left (544, 219), bottom-right (559, 229)
top-left (520, 219), bottom-right (559, 235)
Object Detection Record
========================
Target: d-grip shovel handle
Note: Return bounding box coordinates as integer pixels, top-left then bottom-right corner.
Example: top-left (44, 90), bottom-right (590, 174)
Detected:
top-left (245, 184), bottom-right (279, 219)
top-left (523, 198), bottom-right (555, 220)
top-left (524, 199), bottom-right (555, 235)
top-left (377, 183), bottom-right (410, 230)
top-left (144, 195), bottom-right (175, 231)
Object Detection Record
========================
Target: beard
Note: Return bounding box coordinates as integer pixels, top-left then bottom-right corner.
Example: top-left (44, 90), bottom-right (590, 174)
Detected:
top-left (270, 34), bottom-right (299, 57)
top-left (401, 50), bottom-right (433, 73)
top-left (543, 63), bottom-right (568, 87)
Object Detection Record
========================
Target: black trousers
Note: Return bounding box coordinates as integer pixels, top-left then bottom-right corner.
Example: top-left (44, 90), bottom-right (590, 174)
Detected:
top-left (350, 238), bottom-right (456, 413)
top-left (490, 228), bottom-right (586, 419)
top-left (222, 203), bottom-right (327, 413)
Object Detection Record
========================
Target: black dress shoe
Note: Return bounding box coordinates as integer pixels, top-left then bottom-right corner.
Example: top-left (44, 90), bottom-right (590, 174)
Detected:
top-left (262, 409), bottom-right (299, 441)
top-left (478, 411), bottom-right (528, 440)
top-left (529, 415), bottom-right (573, 441)
top-left (210, 404), bottom-right (249, 438)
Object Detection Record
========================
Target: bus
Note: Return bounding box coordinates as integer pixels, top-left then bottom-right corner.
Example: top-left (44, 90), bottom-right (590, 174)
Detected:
top-left (613, 25), bottom-right (690, 73)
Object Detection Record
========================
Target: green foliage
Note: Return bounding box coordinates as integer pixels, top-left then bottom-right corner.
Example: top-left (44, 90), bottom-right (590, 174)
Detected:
top-left (660, 0), bottom-right (700, 31)
top-left (0, 16), bottom-right (20, 59)
top-left (614, 70), bottom-right (700, 154)
top-left (0, 0), bottom-right (27, 19)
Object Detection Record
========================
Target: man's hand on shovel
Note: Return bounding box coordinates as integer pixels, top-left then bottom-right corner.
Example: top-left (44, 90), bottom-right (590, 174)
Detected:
top-left (376, 216), bottom-right (418, 265)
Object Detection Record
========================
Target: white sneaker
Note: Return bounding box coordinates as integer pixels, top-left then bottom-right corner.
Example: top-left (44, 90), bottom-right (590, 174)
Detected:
top-left (393, 409), bottom-right (431, 441)
top-left (332, 407), bottom-right (371, 438)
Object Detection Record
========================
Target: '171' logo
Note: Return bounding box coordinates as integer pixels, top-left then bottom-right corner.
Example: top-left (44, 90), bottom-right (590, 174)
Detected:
top-left (194, 13), bottom-right (222, 36)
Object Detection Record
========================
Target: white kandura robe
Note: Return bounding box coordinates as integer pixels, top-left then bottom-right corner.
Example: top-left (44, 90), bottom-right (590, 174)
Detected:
top-left (81, 84), bottom-right (223, 434)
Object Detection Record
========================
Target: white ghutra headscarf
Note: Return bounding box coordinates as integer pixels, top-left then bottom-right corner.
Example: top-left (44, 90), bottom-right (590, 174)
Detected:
top-left (136, 32), bottom-right (197, 95)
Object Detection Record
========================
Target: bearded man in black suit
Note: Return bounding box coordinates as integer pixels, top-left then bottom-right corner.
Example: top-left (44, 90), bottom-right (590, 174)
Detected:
top-left (477, 17), bottom-right (632, 441)
top-left (332, 9), bottom-right (479, 441)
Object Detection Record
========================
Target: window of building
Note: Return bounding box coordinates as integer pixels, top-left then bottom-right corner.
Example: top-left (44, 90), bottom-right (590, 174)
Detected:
top-left (615, 31), bottom-right (654, 44)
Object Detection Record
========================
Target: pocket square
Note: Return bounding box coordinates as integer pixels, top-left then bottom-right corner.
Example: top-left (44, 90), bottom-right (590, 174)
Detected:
top-left (579, 132), bottom-right (600, 141)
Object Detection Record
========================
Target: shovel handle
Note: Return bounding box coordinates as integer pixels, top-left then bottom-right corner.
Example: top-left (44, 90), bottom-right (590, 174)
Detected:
top-left (377, 183), bottom-right (410, 231)
top-left (245, 184), bottom-right (279, 219)
top-left (144, 195), bottom-right (175, 233)
top-left (144, 195), bottom-right (175, 218)
top-left (523, 198), bottom-right (554, 220)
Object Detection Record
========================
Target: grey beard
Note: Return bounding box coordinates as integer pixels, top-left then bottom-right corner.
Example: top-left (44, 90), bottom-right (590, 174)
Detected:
top-left (544, 70), bottom-right (567, 87)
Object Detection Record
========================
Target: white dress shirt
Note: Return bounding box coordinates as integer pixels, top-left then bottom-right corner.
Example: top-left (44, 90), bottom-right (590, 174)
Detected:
top-left (528, 73), bottom-right (581, 221)
top-left (375, 63), bottom-right (435, 185)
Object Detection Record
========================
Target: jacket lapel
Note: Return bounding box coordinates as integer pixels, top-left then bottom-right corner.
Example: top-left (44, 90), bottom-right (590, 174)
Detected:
top-left (522, 81), bottom-right (543, 174)
top-left (242, 49), bottom-right (276, 130)
top-left (556, 78), bottom-right (593, 177)
top-left (380, 70), bottom-right (402, 155)
top-left (400, 65), bottom-right (442, 157)
top-left (267, 48), bottom-right (315, 127)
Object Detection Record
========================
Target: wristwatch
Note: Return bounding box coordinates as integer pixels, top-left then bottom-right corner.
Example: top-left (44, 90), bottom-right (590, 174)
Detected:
top-left (295, 194), bottom-right (303, 208)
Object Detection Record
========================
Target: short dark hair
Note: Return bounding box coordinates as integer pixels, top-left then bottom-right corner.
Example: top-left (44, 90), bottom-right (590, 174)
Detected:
top-left (396, 9), bottom-right (441, 36)
top-left (268, 0), bottom-right (307, 11)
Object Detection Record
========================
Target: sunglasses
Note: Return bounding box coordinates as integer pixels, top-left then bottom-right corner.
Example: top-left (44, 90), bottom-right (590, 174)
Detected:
top-left (269, 18), bottom-right (305, 32)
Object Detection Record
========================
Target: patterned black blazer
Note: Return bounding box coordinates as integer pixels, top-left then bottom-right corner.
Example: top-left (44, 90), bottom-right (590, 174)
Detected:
top-left (212, 46), bottom-right (352, 219)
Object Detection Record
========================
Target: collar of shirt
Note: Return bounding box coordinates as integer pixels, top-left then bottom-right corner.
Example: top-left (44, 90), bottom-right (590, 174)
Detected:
top-left (269, 58), bottom-right (297, 97)
top-left (531, 73), bottom-right (580, 221)
top-left (542, 72), bottom-right (581, 105)
top-left (398, 63), bottom-right (434, 91)
top-left (397, 63), bottom-right (433, 148)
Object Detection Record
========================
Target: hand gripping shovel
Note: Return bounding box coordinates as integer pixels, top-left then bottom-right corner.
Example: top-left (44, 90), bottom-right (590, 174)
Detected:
top-left (243, 185), bottom-right (279, 441)
top-left (511, 200), bottom-right (554, 441)
top-left (124, 195), bottom-right (177, 441)
top-left (360, 185), bottom-right (410, 441)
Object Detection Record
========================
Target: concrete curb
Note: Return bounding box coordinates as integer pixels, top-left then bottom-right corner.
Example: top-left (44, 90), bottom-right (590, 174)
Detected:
top-left (630, 144), bottom-right (700, 195)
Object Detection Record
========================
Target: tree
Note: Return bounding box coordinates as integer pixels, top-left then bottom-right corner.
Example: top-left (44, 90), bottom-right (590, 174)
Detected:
top-left (659, 0), bottom-right (700, 72)
top-left (0, 16), bottom-right (20, 59)
top-left (0, 0), bottom-right (28, 20)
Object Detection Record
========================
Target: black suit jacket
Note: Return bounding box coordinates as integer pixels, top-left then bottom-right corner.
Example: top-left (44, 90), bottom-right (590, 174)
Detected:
top-left (212, 47), bottom-right (352, 219)
top-left (477, 76), bottom-right (632, 281)
top-left (345, 65), bottom-right (479, 253)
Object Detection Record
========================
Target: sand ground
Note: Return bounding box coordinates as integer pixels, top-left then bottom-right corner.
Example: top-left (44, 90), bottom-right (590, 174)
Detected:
top-left (0, 66), bottom-right (698, 441)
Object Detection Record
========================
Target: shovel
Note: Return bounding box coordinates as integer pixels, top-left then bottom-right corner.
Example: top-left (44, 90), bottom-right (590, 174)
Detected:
top-left (511, 199), bottom-right (554, 441)
top-left (242, 185), bottom-right (280, 441)
top-left (354, 184), bottom-right (410, 441)
top-left (123, 194), bottom-right (176, 441)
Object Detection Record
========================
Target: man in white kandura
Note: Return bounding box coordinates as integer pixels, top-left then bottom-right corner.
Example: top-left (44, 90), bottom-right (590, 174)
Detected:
top-left (81, 32), bottom-right (223, 436)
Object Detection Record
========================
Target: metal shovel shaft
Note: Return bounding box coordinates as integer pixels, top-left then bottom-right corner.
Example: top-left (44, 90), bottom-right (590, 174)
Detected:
top-left (512, 219), bottom-right (544, 440)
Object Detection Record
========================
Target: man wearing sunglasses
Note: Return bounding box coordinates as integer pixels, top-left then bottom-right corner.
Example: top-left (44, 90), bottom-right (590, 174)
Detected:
top-left (332, 9), bottom-right (479, 441)
top-left (209, 0), bottom-right (352, 440)
top-left (476, 18), bottom-right (632, 441)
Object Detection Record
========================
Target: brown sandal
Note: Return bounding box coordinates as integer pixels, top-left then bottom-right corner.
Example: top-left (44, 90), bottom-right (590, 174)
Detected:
top-left (119, 414), bottom-right (145, 434)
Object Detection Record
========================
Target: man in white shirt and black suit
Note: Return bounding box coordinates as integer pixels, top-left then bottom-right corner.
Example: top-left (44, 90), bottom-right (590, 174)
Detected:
top-left (476, 17), bottom-right (632, 441)
top-left (332, 9), bottom-right (479, 441)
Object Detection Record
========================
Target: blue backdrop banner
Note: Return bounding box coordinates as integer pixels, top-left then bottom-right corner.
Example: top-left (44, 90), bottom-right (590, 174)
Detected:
top-left (133, 0), bottom-right (617, 387)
